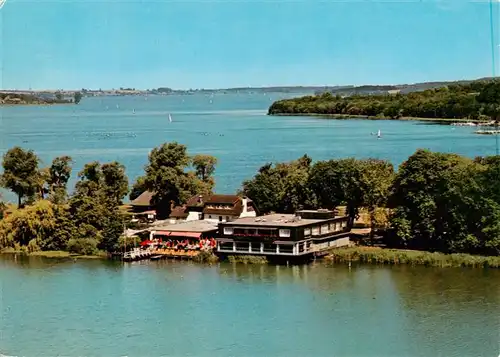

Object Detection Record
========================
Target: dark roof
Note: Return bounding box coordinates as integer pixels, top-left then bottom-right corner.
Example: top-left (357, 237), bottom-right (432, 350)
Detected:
top-left (186, 194), bottom-right (210, 208)
top-left (203, 199), bottom-right (243, 216)
top-left (205, 194), bottom-right (240, 204)
top-left (170, 206), bottom-right (188, 218)
top-left (222, 213), bottom-right (345, 228)
top-left (131, 191), bottom-right (154, 207)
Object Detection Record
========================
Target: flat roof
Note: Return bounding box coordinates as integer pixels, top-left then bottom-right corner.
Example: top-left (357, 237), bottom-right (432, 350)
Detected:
top-left (221, 214), bottom-right (338, 228)
top-left (152, 220), bottom-right (219, 233)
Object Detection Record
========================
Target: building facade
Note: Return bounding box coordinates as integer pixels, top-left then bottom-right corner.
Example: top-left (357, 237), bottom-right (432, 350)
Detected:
top-left (169, 194), bottom-right (257, 224)
top-left (216, 209), bottom-right (350, 257)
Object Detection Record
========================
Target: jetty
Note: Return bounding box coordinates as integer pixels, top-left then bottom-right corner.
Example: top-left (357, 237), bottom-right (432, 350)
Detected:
top-left (475, 130), bottom-right (500, 135)
top-left (123, 247), bottom-right (154, 262)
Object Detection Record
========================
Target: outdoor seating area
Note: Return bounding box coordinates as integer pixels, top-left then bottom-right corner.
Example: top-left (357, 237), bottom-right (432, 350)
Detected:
top-left (131, 237), bottom-right (217, 260)
top-left (156, 238), bottom-right (216, 256)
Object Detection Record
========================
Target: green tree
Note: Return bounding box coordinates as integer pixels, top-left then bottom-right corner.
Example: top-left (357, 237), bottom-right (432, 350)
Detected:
top-left (192, 154), bottom-right (218, 182)
top-left (242, 155), bottom-right (314, 214)
top-left (99, 208), bottom-right (125, 253)
top-left (0, 147), bottom-right (41, 207)
top-left (309, 158), bottom-right (365, 226)
top-left (143, 142), bottom-right (210, 218)
top-left (47, 156), bottom-right (73, 203)
top-left (74, 91), bottom-right (83, 104)
top-left (388, 149), bottom-right (499, 254)
top-left (0, 200), bottom-right (66, 250)
top-left (101, 161), bottom-right (129, 205)
top-left (69, 161), bottom-right (127, 252)
top-left (359, 159), bottom-right (395, 237)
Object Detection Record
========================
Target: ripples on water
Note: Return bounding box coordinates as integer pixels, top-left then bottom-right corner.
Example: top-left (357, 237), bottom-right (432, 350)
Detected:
top-left (0, 93), bottom-right (498, 200)
top-left (0, 255), bottom-right (499, 357)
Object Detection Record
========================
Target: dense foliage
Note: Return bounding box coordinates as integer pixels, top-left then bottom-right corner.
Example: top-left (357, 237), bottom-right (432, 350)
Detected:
top-left (0, 142), bottom-right (218, 254)
top-left (268, 80), bottom-right (500, 120)
top-left (1, 142), bottom-right (499, 257)
top-left (243, 150), bottom-right (500, 256)
top-left (134, 142), bottom-right (217, 218)
top-left (0, 148), bottom-right (128, 255)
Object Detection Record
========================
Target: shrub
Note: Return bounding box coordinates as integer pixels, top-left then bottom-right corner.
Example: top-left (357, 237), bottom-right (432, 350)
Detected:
top-left (66, 238), bottom-right (98, 255)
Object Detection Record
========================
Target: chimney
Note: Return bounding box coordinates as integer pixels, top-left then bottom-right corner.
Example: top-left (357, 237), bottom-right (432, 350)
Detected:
top-left (241, 196), bottom-right (248, 213)
top-left (198, 195), bottom-right (203, 203)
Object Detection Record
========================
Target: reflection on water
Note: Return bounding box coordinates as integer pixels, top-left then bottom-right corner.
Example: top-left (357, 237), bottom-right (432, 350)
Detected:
top-left (1, 254), bottom-right (498, 357)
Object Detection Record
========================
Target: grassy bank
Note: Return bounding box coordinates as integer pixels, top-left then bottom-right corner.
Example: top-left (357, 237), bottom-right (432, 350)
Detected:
top-left (1, 248), bottom-right (106, 259)
top-left (227, 255), bottom-right (269, 264)
top-left (270, 113), bottom-right (488, 124)
top-left (325, 247), bottom-right (500, 268)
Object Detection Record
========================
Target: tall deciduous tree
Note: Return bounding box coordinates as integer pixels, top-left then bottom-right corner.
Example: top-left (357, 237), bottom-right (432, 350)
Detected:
top-left (192, 154), bottom-right (217, 182)
top-left (69, 161), bottom-right (128, 253)
top-left (359, 159), bottom-right (395, 236)
top-left (309, 158), bottom-right (365, 226)
top-left (0, 147), bottom-right (40, 207)
top-left (242, 155), bottom-right (314, 214)
top-left (47, 156), bottom-right (73, 203)
top-left (389, 149), bottom-right (500, 255)
top-left (74, 92), bottom-right (83, 104)
top-left (143, 142), bottom-right (215, 218)
top-left (101, 161), bottom-right (129, 205)
top-left (309, 158), bottom-right (394, 229)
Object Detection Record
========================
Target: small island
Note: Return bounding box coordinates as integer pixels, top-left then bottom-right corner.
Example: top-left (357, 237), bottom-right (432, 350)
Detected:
top-left (0, 91), bottom-right (82, 106)
top-left (268, 79), bottom-right (500, 123)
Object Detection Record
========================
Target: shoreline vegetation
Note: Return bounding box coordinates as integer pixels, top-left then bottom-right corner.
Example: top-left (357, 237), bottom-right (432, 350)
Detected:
top-left (1, 142), bottom-right (499, 269)
top-left (0, 91), bottom-right (82, 106)
top-left (325, 247), bottom-right (500, 268)
top-left (270, 113), bottom-right (493, 124)
top-left (268, 79), bottom-right (500, 124)
top-left (3, 247), bottom-right (499, 269)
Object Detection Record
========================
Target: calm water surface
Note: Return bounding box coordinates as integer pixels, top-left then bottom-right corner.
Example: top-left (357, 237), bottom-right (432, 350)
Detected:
top-left (1, 255), bottom-right (499, 357)
top-left (0, 93), bottom-right (498, 200)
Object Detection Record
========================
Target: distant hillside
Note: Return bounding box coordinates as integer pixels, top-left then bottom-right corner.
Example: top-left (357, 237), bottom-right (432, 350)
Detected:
top-left (317, 78), bottom-right (496, 96)
top-left (268, 78), bottom-right (500, 121)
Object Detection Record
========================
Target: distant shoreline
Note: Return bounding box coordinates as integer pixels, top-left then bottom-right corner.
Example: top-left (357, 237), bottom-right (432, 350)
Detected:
top-left (269, 113), bottom-right (489, 124)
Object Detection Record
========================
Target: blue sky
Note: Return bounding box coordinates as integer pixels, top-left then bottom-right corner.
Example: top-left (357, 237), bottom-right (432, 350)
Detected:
top-left (1, 0), bottom-right (499, 89)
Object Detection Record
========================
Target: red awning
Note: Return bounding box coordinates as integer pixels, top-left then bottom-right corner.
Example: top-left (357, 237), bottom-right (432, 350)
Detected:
top-left (154, 231), bottom-right (202, 239)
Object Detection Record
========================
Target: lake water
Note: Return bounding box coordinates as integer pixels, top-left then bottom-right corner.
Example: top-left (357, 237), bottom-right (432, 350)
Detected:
top-left (0, 255), bottom-right (499, 357)
top-left (0, 93), bottom-right (498, 201)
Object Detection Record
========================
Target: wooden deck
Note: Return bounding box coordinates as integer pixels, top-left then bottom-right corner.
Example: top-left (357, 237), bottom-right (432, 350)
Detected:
top-left (155, 248), bottom-right (202, 259)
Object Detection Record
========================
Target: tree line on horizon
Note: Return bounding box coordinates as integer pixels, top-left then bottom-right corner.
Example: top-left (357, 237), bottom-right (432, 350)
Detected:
top-left (0, 143), bottom-right (499, 257)
top-left (268, 80), bottom-right (500, 121)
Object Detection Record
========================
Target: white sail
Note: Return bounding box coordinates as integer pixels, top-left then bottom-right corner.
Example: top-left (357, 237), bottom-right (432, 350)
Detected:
top-left (377, 129), bottom-right (381, 138)
top-left (168, 114), bottom-right (172, 123)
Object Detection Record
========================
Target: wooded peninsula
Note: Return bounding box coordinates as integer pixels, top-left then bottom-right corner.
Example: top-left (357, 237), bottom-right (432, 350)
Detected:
top-left (0, 143), bottom-right (499, 267)
top-left (268, 80), bottom-right (500, 122)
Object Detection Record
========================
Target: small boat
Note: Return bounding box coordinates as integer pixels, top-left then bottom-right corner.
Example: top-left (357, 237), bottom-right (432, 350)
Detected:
top-left (168, 114), bottom-right (172, 123)
top-left (377, 129), bottom-right (382, 139)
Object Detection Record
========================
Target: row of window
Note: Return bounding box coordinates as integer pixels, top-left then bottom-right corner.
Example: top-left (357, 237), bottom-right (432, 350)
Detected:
top-left (305, 221), bottom-right (347, 236)
top-left (222, 220), bottom-right (347, 238)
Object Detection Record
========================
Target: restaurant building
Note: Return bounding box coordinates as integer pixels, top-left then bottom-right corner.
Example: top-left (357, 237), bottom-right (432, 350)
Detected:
top-left (216, 209), bottom-right (350, 258)
top-left (149, 220), bottom-right (218, 241)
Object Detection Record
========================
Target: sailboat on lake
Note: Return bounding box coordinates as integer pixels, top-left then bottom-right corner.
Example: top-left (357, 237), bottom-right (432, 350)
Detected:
top-left (168, 114), bottom-right (172, 123)
top-left (377, 129), bottom-right (381, 139)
